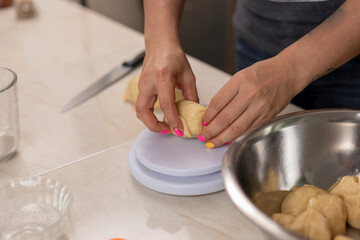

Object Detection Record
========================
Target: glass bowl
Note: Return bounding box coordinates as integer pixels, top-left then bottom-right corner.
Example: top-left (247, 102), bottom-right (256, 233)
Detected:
top-left (0, 176), bottom-right (73, 240)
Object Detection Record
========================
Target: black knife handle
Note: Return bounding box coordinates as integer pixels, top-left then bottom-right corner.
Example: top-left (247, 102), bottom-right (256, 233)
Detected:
top-left (122, 51), bottom-right (145, 68)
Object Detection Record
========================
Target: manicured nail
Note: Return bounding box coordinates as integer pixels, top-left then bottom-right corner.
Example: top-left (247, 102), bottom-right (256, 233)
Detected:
top-left (198, 135), bottom-right (206, 142)
top-left (225, 142), bottom-right (231, 145)
top-left (202, 121), bottom-right (208, 126)
top-left (173, 129), bottom-right (183, 137)
top-left (205, 142), bottom-right (215, 149)
top-left (159, 130), bottom-right (171, 134)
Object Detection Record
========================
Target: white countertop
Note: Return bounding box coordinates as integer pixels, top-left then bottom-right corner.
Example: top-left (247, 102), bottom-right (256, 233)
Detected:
top-left (0, 0), bottom-right (302, 239)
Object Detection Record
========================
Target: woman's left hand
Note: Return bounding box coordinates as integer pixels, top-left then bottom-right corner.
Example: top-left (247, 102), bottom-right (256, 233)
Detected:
top-left (199, 56), bottom-right (300, 148)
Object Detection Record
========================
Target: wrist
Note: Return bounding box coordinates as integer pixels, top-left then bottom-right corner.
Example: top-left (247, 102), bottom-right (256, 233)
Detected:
top-left (145, 35), bottom-right (181, 49)
top-left (276, 47), bottom-right (315, 96)
top-left (145, 36), bottom-right (184, 58)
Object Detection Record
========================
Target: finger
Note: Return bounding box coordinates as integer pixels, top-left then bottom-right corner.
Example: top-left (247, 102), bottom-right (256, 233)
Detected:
top-left (246, 110), bottom-right (275, 133)
top-left (157, 78), bottom-right (184, 136)
top-left (136, 91), bottom-right (169, 133)
top-left (180, 71), bottom-right (199, 103)
top-left (200, 95), bottom-right (248, 140)
top-left (175, 82), bottom-right (181, 89)
top-left (204, 106), bottom-right (261, 148)
top-left (202, 82), bottom-right (239, 125)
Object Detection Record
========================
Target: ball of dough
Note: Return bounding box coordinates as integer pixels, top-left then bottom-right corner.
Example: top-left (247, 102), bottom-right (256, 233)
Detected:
top-left (307, 193), bottom-right (347, 236)
top-left (330, 175), bottom-right (360, 229)
top-left (281, 185), bottom-right (326, 216)
top-left (123, 75), bottom-right (183, 109)
top-left (333, 235), bottom-right (354, 240)
top-left (163, 100), bottom-right (207, 138)
top-left (272, 213), bottom-right (295, 228)
top-left (289, 210), bottom-right (331, 240)
top-left (254, 190), bottom-right (290, 216)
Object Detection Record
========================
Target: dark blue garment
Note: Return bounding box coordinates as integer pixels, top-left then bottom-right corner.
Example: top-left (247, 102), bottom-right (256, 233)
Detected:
top-left (235, 38), bottom-right (360, 109)
top-left (234, 0), bottom-right (345, 56)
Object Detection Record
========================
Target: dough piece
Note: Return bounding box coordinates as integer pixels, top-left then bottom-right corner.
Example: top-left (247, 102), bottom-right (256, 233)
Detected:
top-left (333, 236), bottom-right (354, 240)
top-left (290, 210), bottom-right (331, 240)
top-left (272, 213), bottom-right (295, 228)
top-left (254, 190), bottom-right (290, 216)
top-left (330, 175), bottom-right (360, 229)
top-left (307, 193), bottom-right (347, 236)
top-left (262, 168), bottom-right (279, 192)
top-left (281, 185), bottom-right (326, 216)
top-left (123, 75), bottom-right (140, 104)
top-left (123, 75), bottom-right (183, 109)
top-left (163, 100), bottom-right (207, 138)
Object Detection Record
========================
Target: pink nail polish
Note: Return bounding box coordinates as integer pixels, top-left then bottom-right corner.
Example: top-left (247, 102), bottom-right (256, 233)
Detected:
top-left (198, 135), bottom-right (206, 142)
top-left (173, 129), bottom-right (183, 137)
top-left (159, 130), bottom-right (171, 134)
top-left (225, 142), bottom-right (231, 145)
top-left (202, 121), bottom-right (208, 126)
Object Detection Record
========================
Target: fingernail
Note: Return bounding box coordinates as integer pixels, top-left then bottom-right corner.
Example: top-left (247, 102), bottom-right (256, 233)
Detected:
top-left (205, 142), bottom-right (215, 149)
top-left (198, 135), bottom-right (206, 142)
top-left (159, 130), bottom-right (171, 134)
top-left (173, 129), bottom-right (183, 137)
top-left (202, 121), bottom-right (208, 126)
top-left (225, 142), bottom-right (231, 145)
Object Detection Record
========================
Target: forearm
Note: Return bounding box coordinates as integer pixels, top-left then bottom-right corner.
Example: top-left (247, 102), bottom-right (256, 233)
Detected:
top-left (279, 0), bottom-right (360, 94)
top-left (143, 0), bottom-right (185, 49)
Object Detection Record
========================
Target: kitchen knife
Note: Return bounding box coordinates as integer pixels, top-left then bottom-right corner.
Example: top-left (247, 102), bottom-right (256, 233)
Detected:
top-left (61, 51), bottom-right (145, 113)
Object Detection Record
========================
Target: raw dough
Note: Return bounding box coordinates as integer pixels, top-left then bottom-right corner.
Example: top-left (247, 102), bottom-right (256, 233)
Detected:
top-left (330, 175), bottom-right (360, 229)
top-left (290, 209), bottom-right (332, 240)
top-left (307, 193), bottom-right (347, 236)
top-left (261, 168), bottom-right (280, 192)
top-left (163, 100), bottom-right (207, 138)
top-left (254, 190), bottom-right (290, 216)
top-left (272, 213), bottom-right (295, 228)
top-left (267, 176), bottom-right (360, 239)
top-left (281, 185), bottom-right (326, 216)
top-left (123, 75), bottom-right (183, 109)
top-left (333, 236), bottom-right (354, 240)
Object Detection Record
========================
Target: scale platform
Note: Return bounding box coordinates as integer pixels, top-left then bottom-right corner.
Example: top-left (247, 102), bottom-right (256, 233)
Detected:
top-left (128, 129), bottom-right (229, 196)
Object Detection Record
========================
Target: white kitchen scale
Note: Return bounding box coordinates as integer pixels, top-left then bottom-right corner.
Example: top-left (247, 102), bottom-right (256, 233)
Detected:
top-left (128, 129), bottom-right (229, 196)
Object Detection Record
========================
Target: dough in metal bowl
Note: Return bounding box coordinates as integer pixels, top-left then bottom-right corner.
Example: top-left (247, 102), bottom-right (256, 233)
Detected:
top-left (307, 193), bottom-right (347, 236)
top-left (281, 185), bottom-right (326, 216)
top-left (290, 209), bottom-right (332, 240)
top-left (330, 175), bottom-right (360, 229)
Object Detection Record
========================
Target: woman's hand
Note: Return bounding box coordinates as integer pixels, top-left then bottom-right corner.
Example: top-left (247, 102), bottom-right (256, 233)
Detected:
top-left (199, 0), bottom-right (360, 148)
top-left (198, 56), bottom-right (298, 148)
top-left (136, 42), bottom-right (199, 135)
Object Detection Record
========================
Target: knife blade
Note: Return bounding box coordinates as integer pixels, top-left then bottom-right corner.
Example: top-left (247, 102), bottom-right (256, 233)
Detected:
top-left (61, 51), bottom-right (145, 113)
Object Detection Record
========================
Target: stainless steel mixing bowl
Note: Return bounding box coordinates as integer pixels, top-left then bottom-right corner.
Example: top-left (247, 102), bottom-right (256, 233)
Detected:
top-left (222, 109), bottom-right (360, 240)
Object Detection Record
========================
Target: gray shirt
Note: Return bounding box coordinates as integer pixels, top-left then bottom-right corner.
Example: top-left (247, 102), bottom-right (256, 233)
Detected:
top-left (234, 0), bottom-right (345, 56)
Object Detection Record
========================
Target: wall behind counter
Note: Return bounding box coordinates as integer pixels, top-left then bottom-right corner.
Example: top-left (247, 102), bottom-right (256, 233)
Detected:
top-left (70, 0), bottom-right (236, 74)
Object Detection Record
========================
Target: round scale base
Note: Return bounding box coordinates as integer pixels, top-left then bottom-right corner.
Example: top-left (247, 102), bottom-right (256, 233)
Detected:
top-left (128, 129), bottom-right (229, 196)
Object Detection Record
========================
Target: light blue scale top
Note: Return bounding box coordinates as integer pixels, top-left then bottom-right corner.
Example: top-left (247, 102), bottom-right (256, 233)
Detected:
top-left (128, 129), bottom-right (229, 196)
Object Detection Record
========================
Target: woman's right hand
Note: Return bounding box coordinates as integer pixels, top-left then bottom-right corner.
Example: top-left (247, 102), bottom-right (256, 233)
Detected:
top-left (135, 41), bottom-right (199, 136)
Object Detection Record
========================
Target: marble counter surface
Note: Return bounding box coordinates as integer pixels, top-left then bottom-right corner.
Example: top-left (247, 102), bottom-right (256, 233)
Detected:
top-left (0, 0), bottom-right (302, 239)
top-left (42, 141), bottom-right (266, 240)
